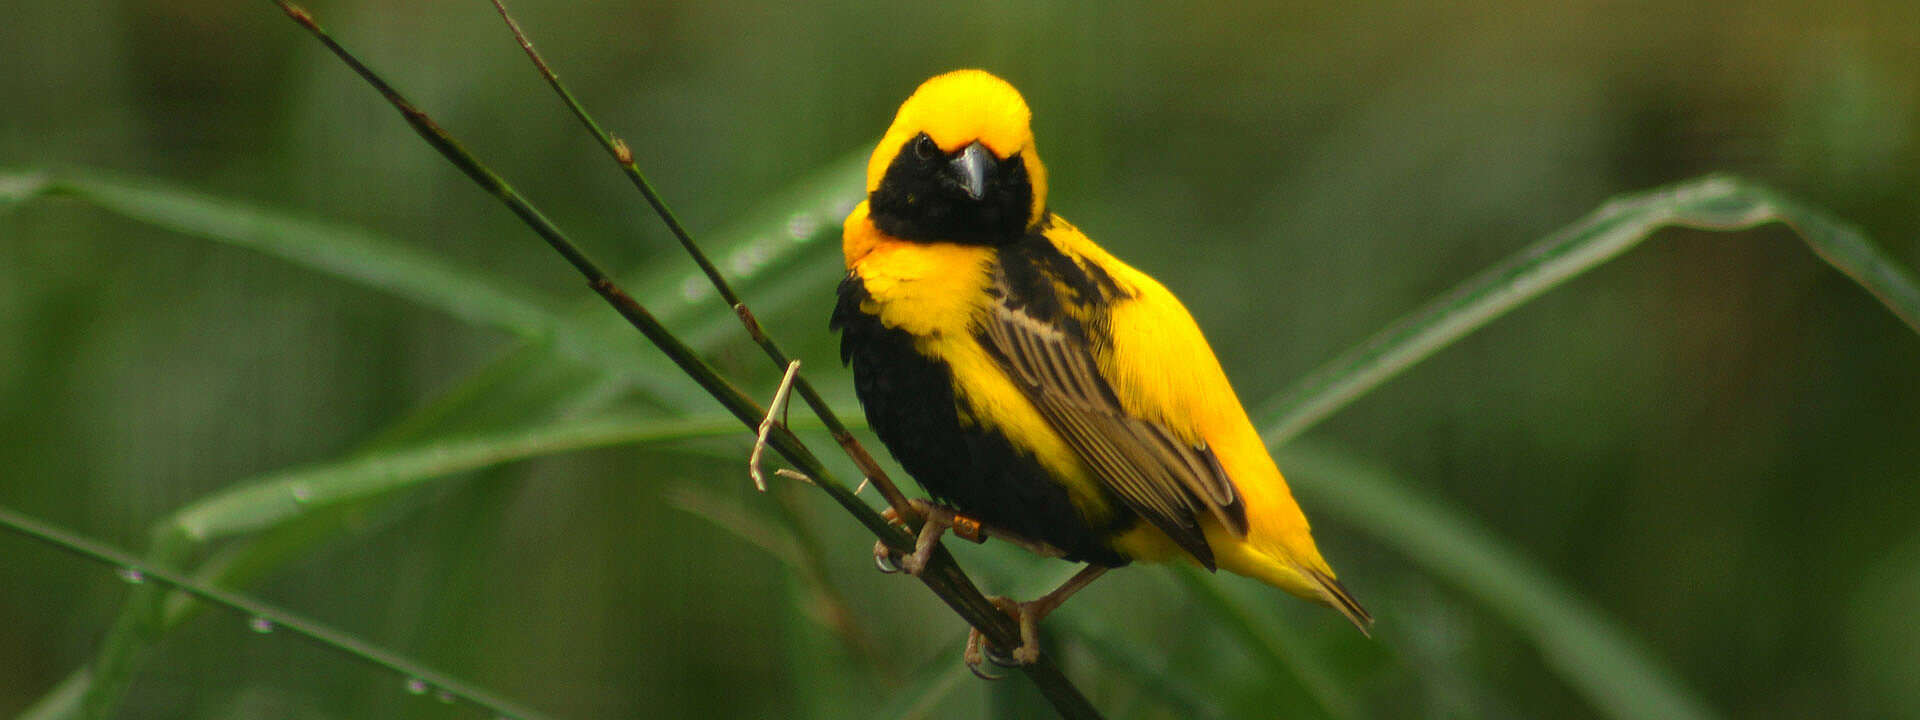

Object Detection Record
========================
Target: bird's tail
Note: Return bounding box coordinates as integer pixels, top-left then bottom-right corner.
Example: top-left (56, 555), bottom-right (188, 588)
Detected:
top-left (1304, 566), bottom-right (1373, 635)
top-left (1202, 522), bottom-right (1374, 635)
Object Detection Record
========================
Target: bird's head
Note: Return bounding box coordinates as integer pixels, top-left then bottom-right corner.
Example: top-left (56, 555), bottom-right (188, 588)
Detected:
top-left (864, 70), bottom-right (1049, 244)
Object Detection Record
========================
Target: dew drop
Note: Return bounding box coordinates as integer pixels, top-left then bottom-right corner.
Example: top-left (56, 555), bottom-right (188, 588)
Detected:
top-left (289, 484), bottom-right (314, 504)
top-left (404, 677), bottom-right (429, 695)
top-left (116, 567), bottom-right (145, 584)
top-left (434, 689), bottom-right (457, 704)
top-left (786, 212), bottom-right (819, 241)
top-left (727, 248), bottom-right (755, 275)
top-left (247, 616), bottom-right (274, 634)
top-left (680, 276), bottom-right (707, 303)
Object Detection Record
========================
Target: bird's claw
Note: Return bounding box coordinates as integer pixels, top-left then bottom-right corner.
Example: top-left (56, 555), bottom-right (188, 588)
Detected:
top-left (872, 541), bottom-right (902, 574)
top-left (984, 640), bottom-right (1023, 668)
top-left (871, 499), bottom-right (946, 577)
top-left (959, 594), bottom-right (1042, 677)
top-left (963, 627), bottom-right (1013, 680)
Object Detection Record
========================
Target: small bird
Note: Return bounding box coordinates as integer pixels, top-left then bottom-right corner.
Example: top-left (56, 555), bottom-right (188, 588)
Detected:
top-left (832, 69), bottom-right (1369, 667)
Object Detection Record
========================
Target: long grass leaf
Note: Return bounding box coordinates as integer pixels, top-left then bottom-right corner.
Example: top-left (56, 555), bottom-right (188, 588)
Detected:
top-left (0, 168), bottom-right (54, 216)
top-left (2, 156), bottom-right (864, 412)
top-left (0, 506), bottom-right (554, 720)
top-left (1235, 176), bottom-right (1920, 720)
top-left (174, 413), bottom-right (743, 543)
top-left (68, 414), bottom-right (747, 718)
top-left (1259, 174), bottom-right (1920, 442)
top-left (1281, 442), bottom-right (1718, 720)
top-left (31, 167), bottom-right (563, 338)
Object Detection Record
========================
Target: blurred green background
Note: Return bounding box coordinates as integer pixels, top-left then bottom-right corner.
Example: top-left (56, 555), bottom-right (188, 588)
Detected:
top-left (4, 0), bottom-right (1918, 718)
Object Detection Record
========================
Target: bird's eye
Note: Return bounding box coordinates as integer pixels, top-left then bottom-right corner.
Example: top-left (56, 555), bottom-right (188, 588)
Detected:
top-left (912, 134), bottom-right (939, 160)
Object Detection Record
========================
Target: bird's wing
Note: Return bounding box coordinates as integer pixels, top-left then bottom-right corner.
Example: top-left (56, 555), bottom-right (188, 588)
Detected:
top-left (980, 268), bottom-right (1248, 570)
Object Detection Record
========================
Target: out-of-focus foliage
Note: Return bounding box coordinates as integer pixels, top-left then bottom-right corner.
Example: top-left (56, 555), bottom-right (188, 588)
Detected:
top-left (2, 1), bottom-right (1916, 718)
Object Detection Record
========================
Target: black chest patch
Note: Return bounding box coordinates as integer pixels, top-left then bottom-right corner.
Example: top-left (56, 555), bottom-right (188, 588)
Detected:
top-left (831, 249), bottom-right (1134, 567)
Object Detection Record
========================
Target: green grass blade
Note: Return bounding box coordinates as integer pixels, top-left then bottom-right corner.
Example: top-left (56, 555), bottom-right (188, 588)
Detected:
top-left (1748, 185), bottom-right (1920, 330)
top-left (14, 668), bottom-right (89, 720)
top-left (1259, 174), bottom-right (1920, 443)
top-left (22, 167), bottom-right (564, 339)
top-left (0, 506), bottom-right (554, 720)
top-left (0, 168), bottom-right (54, 217)
top-left (1281, 442), bottom-right (1719, 720)
top-left (173, 413), bottom-right (745, 543)
top-left (68, 414), bottom-right (748, 718)
top-left (2, 158), bottom-right (864, 412)
top-left (1227, 176), bottom-right (1920, 719)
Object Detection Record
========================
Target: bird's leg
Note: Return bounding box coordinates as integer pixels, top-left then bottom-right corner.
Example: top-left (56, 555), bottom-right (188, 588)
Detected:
top-left (872, 502), bottom-right (1070, 576)
top-left (966, 520), bottom-right (1066, 559)
top-left (965, 563), bottom-right (1111, 672)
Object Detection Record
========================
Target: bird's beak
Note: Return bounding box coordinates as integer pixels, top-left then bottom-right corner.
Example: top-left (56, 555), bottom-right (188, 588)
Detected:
top-left (950, 141), bottom-right (994, 201)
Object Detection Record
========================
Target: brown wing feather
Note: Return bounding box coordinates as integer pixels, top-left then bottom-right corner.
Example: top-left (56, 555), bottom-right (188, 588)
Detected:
top-left (979, 272), bottom-right (1249, 569)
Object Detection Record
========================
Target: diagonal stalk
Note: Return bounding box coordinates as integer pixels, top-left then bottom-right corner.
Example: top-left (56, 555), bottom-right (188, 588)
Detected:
top-left (483, 0), bottom-right (919, 525)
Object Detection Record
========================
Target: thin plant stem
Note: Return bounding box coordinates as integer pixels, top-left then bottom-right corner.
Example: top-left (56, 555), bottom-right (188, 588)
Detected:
top-left (483, 0), bottom-right (921, 525)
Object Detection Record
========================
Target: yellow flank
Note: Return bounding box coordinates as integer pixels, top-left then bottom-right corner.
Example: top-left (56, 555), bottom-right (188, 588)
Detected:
top-left (845, 69), bottom-right (1367, 629)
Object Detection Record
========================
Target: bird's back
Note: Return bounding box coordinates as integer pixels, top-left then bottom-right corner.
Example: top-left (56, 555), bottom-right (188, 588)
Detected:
top-left (1028, 221), bottom-right (1340, 589)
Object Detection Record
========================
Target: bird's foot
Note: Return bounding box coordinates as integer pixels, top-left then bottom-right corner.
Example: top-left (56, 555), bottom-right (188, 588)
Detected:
top-left (872, 501), bottom-right (1066, 576)
top-left (959, 564), bottom-right (1112, 677)
top-left (871, 499), bottom-right (958, 576)
top-left (963, 595), bottom-right (1044, 678)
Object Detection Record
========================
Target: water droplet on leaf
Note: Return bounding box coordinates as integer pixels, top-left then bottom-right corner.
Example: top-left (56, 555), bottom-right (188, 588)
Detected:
top-left (786, 212), bottom-right (818, 241)
top-left (680, 276), bottom-right (707, 303)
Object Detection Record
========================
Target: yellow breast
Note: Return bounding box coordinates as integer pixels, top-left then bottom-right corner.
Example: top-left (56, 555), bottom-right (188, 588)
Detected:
top-left (844, 209), bottom-right (1120, 524)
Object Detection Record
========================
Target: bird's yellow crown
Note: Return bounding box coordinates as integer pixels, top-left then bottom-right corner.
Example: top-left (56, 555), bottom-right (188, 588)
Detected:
top-left (866, 69), bottom-right (1050, 227)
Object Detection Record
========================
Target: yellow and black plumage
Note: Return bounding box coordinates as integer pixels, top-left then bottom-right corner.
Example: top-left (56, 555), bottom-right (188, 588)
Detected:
top-left (832, 70), bottom-right (1370, 658)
